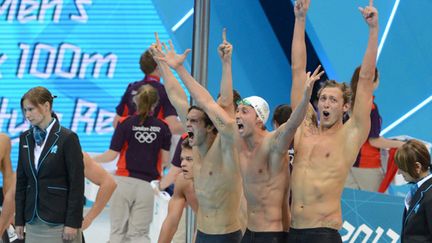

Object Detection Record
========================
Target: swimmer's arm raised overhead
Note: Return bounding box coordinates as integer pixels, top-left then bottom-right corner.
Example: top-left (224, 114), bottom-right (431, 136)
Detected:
top-left (273, 66), bottom-right (323, 153)
top-left (348, 0), bottom-right (378, 147)
top-left (156, 39), bottom-right (236, 138)
top-left (290, 0), bottom-right (310, 110)
top-left (217, 28), bottom-right (235, 116)
top-left (150, 33), bottom-right (190, 124)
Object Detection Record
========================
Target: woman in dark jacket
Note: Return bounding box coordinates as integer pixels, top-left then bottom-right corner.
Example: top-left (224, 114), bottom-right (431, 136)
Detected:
top-left (15, 86), bottom-right (84, 243)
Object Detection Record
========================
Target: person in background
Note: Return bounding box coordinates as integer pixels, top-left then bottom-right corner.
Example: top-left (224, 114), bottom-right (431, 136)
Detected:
top-left (113, 48), bottom-right (183, 135)
top-left (394, 139), bottom-right (432, 243)
top-left (271, 104), bottom-right (294, 234)
top-left (94, 84), bottom-right (171, 243)
top-left (271, 104), bottom-right (292, 130)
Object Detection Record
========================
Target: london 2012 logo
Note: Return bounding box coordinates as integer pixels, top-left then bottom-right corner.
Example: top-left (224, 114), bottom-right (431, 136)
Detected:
top-left (135, 131), bottom-right (157, 143)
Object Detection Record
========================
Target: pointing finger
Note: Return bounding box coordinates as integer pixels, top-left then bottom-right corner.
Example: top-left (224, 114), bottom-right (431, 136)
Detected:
top-left (222, 28), bottom-right (227, 43)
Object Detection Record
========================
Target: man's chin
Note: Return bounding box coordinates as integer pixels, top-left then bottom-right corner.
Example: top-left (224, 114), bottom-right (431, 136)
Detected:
top-left (320, 121), bottom-right (334, 129)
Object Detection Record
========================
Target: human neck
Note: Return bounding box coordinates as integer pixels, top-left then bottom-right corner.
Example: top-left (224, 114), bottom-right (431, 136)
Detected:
top-left (417, 171), bottom-right (431, 182)
top-left (319, 120), bottom-right (343, 134)
top-left (38, 116), bottom-right (53, 130)
top-left (197, 133), bottom-right (216, 156)
top-left (243, 128), bottom-right (267, 150)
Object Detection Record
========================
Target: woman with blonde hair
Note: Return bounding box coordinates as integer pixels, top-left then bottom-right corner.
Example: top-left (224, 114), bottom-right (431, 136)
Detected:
top-left (94, 84), bottom-right (172, 243)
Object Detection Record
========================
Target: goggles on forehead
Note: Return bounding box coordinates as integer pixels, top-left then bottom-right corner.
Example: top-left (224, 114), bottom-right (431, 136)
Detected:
top-left (236, 99), bottom-right (252, 107)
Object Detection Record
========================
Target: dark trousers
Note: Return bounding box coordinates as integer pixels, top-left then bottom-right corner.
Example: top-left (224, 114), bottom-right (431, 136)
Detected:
top-left (286, 227), bottom-right (342, 243)
top-left (195, 229), bottom-right (242, 243)
top-left (241, 228), bottom-right (286, 243)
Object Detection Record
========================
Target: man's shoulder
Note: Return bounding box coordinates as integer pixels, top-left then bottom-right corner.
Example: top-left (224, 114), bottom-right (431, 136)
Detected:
top-left (174, 175), bottom-right (189, 189)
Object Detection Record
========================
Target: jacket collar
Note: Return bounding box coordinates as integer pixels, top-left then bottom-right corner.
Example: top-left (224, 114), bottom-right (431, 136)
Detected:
top-left (404, 176), bottom-right (432, 225)
top-left (26, 119), bottom-right (61, 174)
top-left (37, 120), bottom-right (61, 171)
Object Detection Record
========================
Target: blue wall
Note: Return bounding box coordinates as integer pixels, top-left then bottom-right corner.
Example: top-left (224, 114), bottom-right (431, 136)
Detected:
top-left (154, 0), bottom-right (431, 143)
top-left (153, 0), bottom-right (292, 126)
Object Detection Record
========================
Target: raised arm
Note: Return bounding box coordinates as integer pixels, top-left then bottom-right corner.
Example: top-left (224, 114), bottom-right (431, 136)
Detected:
top-left (150, 33), bottom-right (190, 124)
top-left (291, 0), bottom-right (310, 109)
top-left (218, 28), bottom-right (235, 116)
top-left (350, 0), bottom-right (378, 143)
top-left (273, 66), bottom-right (323, 153)
top-left (82, 152), bottom-right (117, 230)
top-left (0, 134), bottom-right (15, 235)
top-left (156, 40), bottom-right (235, 137)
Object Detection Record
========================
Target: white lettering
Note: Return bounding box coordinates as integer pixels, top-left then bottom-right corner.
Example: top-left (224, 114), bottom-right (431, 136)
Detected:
top-left (95, 109), bottom-right (114, 134)
top-left (54, 43), bottom-right (81, 78)
top-left (1, 0), bottom-right (90, 23)
top-left (79, 53), bottom-right (117, 78)
top-left (39, 0), bottom-right (63, 23)
top-left (29, 43), bottom-right (56, 79)
top-left (17, 0), bottom-right (38, 23)
top-left (71, 99), bottom-right (97, 134)
top-left (0, 54), bottom-right (7, 78)
top-left (70, 0), bottom-right (91, 23)
top-left (0, 0), bottom-right (16, 22)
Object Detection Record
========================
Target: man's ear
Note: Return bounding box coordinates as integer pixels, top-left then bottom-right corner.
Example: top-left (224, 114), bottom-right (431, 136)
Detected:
top-left (206, 124), bottom-right (215, 133)
top-left (255, 116), bottom-right (264, 128)
top-left (343, 102), bottom-right (351, 113)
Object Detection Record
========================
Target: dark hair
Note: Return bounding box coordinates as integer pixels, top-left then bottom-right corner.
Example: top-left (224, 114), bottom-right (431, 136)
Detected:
top-left (395, 139), bottom-right (431, 179)
top-left (181, 136), bottom-right (192, 150)
top-left (21, 86), bottom-right (58, 119)
top-left (272, 104), bottom-right (292, 127)
top-left (188, 106), bottom-right (218, 135)
top-left (139, 50), bottom-right (158, 75)
top-left (233, 89), bottom-right (241, 110)
top-left (133, 84), bottom-right (159, 122)
top-left (350, 66), bottom-right (379, 108)
top-left (216, 89), bottom-right (242, 110)
top-left (317, 80), bottom-right (352, 105)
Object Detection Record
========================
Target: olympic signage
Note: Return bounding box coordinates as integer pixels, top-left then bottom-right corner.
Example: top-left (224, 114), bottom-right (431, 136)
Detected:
top-left (340, 188), bottom-right (404, 243)
top-left (0, 0), bottom-right (172, 179)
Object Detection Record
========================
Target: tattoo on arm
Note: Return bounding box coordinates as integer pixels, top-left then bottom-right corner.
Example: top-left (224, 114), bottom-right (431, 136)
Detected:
top-left (215, 116), bottom-right (225, 128)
